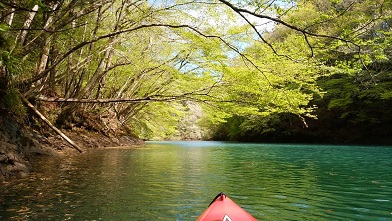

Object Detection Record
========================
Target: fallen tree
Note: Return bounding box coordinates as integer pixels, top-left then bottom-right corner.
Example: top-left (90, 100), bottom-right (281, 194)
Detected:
top-left (19, 93), bottom-right (84, 153)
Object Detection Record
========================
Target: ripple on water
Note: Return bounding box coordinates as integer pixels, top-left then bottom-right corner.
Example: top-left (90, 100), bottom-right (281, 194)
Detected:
top-left (1, 142), bottom-right (392, 221)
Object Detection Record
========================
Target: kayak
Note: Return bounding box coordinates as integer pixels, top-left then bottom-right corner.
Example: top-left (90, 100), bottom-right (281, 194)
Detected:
top-left (196, 192), bottom-right (258, 221)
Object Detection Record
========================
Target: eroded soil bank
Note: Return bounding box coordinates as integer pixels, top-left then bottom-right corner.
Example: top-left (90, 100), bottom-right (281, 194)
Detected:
top-left (0, 115), bottom-right (143, 181)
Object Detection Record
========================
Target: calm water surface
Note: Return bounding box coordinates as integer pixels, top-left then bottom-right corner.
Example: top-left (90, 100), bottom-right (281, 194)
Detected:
top-left (1, 141), bottom-right (391, 220)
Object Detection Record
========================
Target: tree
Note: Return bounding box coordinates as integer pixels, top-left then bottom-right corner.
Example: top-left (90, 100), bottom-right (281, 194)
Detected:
top-left (206, 0), bottom-right (392, 143)
top-left (2, 0), bottom-right (389, 142)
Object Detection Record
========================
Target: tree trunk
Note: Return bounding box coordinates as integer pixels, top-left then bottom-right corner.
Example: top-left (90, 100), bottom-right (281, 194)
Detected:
top-left (19, 94), bottom-right (84, 153)
top-left (7, 7), bottom-right (15, 26)
top-left (37, 3), bottom-right (59, 78)
top-left (15, 4), bottom-right (39, 47)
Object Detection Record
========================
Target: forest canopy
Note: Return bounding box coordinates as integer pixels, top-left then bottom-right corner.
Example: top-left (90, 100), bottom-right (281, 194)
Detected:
top-left (1, 0), bottom-right (391, 144)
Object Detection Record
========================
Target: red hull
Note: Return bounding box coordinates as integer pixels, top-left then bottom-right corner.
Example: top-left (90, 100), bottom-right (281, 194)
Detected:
top-left (196, 193), bottom-right (258, 221)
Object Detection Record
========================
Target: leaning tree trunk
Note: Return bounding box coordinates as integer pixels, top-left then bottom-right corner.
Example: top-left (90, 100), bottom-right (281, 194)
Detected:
top-left (19, 94), bottom-right (84, 153)
top-left (57, 2), bottom-right (126, 124)
top-left (13, 4), bottom-right (39, 49)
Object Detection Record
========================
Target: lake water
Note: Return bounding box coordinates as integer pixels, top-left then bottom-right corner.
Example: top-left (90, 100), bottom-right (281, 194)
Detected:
top-left (1, 141), bottom-right (391, 220)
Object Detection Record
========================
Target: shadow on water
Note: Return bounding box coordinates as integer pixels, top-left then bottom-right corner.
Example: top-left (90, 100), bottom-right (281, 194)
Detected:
top-left (1, 142), bottom-right (391, 220)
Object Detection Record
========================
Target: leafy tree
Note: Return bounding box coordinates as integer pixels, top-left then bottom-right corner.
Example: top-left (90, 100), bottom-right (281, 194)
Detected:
top-left (2, 0), bottom-right (390, 143)
top-left (208, 0), bottom-right (392, 143)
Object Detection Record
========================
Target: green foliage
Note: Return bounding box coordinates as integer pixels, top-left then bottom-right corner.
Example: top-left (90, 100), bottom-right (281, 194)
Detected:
top-left (129, 102), bottom-right (186, 140)
top-left (0, 24), bottom-right (7, 33)
top-left (0, 25), bottom-right (24, 89)
top-left (0, 89), bottom-right (26, 117)
top-left (209, 0), bottom-right (392, 143)
top-left (0, 51), bottom-right (22, 83)
top-left (1, 0), bottom-right (391, 143)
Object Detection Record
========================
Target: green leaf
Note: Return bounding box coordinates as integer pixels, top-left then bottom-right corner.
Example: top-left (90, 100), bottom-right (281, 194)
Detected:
top-left (0, 24), bottom-right (8, 32)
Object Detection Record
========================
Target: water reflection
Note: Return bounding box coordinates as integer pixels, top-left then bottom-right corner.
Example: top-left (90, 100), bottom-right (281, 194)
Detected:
top-left (1, 142), bottom-right (391, 220)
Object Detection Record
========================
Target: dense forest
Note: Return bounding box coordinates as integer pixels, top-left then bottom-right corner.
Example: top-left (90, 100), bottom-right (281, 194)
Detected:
top-left (1, 0), bottom-right (391, 153)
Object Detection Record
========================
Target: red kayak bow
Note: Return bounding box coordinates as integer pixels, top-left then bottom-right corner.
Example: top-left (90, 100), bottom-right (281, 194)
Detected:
top-left (196, 193), bottom-right (258, 221)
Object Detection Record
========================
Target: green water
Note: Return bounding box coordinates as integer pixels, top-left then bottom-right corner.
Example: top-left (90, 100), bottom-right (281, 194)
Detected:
top-left (1, 141), bottom-right (391, 220)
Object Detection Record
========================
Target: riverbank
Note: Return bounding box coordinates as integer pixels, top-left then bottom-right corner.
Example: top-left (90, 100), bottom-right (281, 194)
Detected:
top-left (0, 115), bottom-right (143, 181)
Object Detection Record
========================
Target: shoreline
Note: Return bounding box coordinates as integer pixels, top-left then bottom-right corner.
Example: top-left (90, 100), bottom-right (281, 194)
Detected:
top-left (0, 116), bottom-right (143, 181)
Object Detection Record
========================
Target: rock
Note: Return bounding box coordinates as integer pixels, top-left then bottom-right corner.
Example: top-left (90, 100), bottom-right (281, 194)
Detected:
top-left (0, 116), bottom-right (47, 180)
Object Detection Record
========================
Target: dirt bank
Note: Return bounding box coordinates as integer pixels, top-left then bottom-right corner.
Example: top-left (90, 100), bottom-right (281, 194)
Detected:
top-left (0, 115), bottom-right (143, 181)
